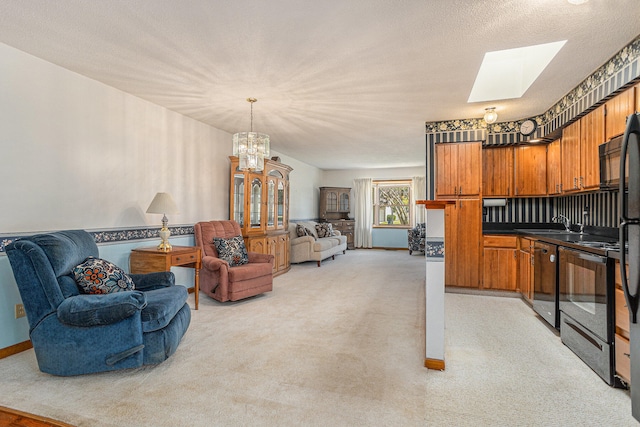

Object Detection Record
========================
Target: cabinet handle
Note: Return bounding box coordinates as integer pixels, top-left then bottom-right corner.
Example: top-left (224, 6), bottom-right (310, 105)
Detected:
top-left (459, 186), bottom-right (462, 195)
top-left (580, 176), bottom-right (584, 188)
top-left (573, 177), bottom-right (578, 189)
top-left (625, 353), bottom-right (631, 358)
top-left (176, 257), bottom-right (181, 261)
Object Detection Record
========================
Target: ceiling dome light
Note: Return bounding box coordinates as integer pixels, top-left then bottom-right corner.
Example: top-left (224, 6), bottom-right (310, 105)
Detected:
top-left (483, 107), bottom-right (498, 124)
top-left (567, 0), bottom-right (588, 4)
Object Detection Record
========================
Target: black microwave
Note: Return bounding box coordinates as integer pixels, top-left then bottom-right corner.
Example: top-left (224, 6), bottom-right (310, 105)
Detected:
top-left (599, 134), bottom-right (628, 190)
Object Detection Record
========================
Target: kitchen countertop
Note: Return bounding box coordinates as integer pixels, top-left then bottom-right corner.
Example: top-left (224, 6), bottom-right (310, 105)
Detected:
top-left (483, 222), bottom-right (622, 257)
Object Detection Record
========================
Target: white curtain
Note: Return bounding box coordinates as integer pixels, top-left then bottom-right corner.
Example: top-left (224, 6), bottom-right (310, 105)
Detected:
top-left (412, 176), bottom-right (426, 226)
top-left (353, 178), bottom-right (373, 248)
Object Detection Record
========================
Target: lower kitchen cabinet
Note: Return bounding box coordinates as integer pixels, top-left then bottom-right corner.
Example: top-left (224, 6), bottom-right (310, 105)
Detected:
top-left (483, 235), bottom-right (517, 291)
top-left (518, 237), bottom-right (534, 303)
top-left (445, 199), bottom-right (482, 288)
top-left (615, 260), bottom-right (631, 385)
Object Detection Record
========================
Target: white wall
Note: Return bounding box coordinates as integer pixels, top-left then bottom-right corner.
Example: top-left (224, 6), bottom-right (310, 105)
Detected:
top-left (270, 150), bottom-right (323, 220)
top-left (0, 43), bottom-right (234, 349)
top-left (0, 43), bottom-right (231, 233)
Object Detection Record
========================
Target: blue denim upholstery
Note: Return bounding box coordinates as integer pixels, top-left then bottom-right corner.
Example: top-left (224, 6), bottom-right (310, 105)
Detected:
top-left (6, 230), bottom-right (191, 376)
top-left (408, 223), bottom-right (426, 255)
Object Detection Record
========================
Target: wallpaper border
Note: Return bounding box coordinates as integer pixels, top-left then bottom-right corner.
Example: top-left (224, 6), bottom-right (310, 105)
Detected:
top-left (0, 225), bottom-right (195, 253)
top-left (425, 35), bottom-right (640, 145)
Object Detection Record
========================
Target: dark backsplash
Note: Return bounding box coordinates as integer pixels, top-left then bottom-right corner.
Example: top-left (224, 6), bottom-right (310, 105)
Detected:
top-left (484, 191), bottom-right (619, 229)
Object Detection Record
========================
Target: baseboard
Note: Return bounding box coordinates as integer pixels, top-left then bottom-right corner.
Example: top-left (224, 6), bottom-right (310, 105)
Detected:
top-left (424, 358), bottom-right (445, 370)
top-left (0, 340), bottom-right (32, 359)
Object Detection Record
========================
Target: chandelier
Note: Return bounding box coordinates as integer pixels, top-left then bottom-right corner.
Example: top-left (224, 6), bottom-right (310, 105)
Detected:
top-left (233, 98), bottom-right (270, 172)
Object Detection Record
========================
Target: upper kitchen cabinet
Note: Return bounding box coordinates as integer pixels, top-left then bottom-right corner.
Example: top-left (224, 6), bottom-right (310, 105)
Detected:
top-left (561, 120), bottom-right (581, 193)
top-left (482, 146), bottom-right (514, 197)
top-left (547, 139), bottom-right (562, 195)
top-left (514, 144), bottom-right (547, 196)
top-left (435, 141), bottom-right (482, 199)
top-left (605, 85), bottom-right (636, 141)
top-left (580, 104), bottom-right (605, 190)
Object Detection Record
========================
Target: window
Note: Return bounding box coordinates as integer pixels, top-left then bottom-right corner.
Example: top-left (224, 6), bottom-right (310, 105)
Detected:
top-left (372, 180), bottom-right (411, 227)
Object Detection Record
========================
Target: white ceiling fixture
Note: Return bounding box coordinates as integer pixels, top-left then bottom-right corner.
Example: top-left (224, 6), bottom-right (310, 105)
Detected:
top-left (484, 107), bottom-right (498, 124)
top-left (468, 40), bottom-right (568, 103)
top-left (568, 0), bottom-right (589, 5)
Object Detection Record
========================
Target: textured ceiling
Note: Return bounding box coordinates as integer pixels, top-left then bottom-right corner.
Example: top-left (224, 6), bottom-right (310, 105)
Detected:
top-left (1, 0), bottom-right (639, 170)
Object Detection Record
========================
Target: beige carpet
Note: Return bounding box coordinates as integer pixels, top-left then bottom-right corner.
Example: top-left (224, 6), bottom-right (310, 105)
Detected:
top-left (0, 250), bottom-right (636, 426)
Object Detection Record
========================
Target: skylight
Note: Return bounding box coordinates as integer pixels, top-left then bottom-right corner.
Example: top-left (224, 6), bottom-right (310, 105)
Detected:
top-left (468, 40), bottom-right (567, 103)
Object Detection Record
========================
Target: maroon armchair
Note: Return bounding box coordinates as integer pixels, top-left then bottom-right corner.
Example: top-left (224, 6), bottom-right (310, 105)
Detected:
top-left (194, 220), bottom-right (274, 302)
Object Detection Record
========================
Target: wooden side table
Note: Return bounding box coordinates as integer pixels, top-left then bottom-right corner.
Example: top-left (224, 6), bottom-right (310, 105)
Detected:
top-left (130, 246), bottom-right (202, 309)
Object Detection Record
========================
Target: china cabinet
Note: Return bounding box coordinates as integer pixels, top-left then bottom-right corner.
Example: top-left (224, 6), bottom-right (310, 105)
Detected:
top-left (229, 156), bottom-right (292, 276)
top-left (319, 187), bottom-right (354, 249)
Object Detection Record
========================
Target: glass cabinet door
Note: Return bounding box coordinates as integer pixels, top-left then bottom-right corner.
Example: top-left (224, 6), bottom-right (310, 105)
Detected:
top-left (339, 192), bottom-right (350, 212)
top-left (277, 181), bottom-right (285, 227)
top-left (233, 173), bottom-right (245, 226)
top-left (250, 177), bottom-right (262, 228)
top-left (326, 191), bottom-right (338, 212)
top-left (267, 178), bottom-right (275, 227)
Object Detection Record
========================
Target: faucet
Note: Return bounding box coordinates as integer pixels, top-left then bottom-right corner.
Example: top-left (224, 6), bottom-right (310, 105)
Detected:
top-left (577, 206), bottom-right (589, 234)
top-left (552, 214), bottom-right (571, 231)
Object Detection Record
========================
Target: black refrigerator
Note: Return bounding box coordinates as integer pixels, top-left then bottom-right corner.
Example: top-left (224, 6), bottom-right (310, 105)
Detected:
top-left (620, 112), bottom-right (640, 421)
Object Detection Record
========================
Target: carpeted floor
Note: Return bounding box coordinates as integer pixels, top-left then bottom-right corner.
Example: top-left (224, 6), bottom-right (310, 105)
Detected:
top-left (0, 249), bottom-right (636, 426)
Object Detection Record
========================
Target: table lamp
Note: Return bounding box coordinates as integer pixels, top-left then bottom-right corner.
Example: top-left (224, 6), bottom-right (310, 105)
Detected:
top-left (146, 192), bottom-right (180, 252)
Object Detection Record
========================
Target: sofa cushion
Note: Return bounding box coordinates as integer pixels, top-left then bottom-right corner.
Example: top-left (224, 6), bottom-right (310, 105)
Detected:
top-left (315, 223), bottom-right (335, 238)
top-left (213, 235), bottom-right (249, 267)
top-left (73, 257), bottom-right (135, 294)
top-left (313, 238), bottom-right (337, 252)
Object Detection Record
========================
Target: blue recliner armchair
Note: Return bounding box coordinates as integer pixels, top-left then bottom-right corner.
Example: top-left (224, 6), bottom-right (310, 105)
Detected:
top-left (5, 230), bottom-right (191, 376)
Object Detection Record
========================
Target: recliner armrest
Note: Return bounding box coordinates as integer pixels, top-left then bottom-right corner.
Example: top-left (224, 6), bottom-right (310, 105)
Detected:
top-left (202, 255), bottom-right (228, 271)
top-left (57, 291), bottom-right (147, 327)
top-left (129, 271), bottom-right (175, 291)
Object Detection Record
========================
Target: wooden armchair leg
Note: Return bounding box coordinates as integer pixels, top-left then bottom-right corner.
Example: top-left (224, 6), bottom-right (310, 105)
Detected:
top-left (317, 261), bottom-right (321, 267)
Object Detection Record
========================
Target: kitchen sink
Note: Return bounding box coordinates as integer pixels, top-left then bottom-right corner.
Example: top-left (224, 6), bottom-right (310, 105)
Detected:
top-left (516, 228), bottom-right (579, 235)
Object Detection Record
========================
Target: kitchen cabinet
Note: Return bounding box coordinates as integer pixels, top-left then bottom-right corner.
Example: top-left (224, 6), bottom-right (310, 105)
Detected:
top-left (435, 142), bottom-right (482, 199)
top-left (546, 139), bottom-right (562, 195)
top-left (615, 260), bottom-right (631, 385)
top-left (229, 156), bottom-right (292, 276)
top-left (561, 120), bottom-right (582, 193)
top-left (605, 86), bottom-right (636, 141)
top-left (580, 105), bottom-right (605, 190)
top-left (482, 146), bottom-right (514, 197)
top-left (518, 237), bottom-right (534, 303)
top-left (514, 144), bottom-right (547, 196)
top-left (483, 235), bottom-right (517, 291)
top-left (444, 198), bottom-right (482, 288)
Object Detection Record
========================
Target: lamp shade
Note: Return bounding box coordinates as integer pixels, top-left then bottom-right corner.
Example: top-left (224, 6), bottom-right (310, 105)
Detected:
top-left (146, 192), bottom-right (179, 215)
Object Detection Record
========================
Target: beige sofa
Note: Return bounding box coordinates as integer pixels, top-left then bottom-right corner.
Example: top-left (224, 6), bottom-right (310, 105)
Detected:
top-left (289, 221), bottom-right (347, 266)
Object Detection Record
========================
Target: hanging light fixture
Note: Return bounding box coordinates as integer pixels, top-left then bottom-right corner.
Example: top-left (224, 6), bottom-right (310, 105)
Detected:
top-left (233, 98), bottom-right (270, 172)
top-left (483, 107), bottom-right (498, 124)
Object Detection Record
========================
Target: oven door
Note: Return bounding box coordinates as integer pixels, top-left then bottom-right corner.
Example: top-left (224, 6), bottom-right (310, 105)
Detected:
top-left (558, 247), bottom-right (610, 342)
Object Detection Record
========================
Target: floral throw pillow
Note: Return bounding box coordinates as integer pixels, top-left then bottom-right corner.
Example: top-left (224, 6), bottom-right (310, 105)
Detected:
top-left (213, 235), bottom-right (249, 267)
top-left (296, 224), bottom-right (309, 237)
top-left (315, 223), bottom-right (334, 238)
top-left (73, 257), bottom-right (135, 294)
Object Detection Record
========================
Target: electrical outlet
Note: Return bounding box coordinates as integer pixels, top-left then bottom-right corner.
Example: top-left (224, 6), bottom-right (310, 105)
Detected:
top-left (15, 304), bottom-right (26, 319)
